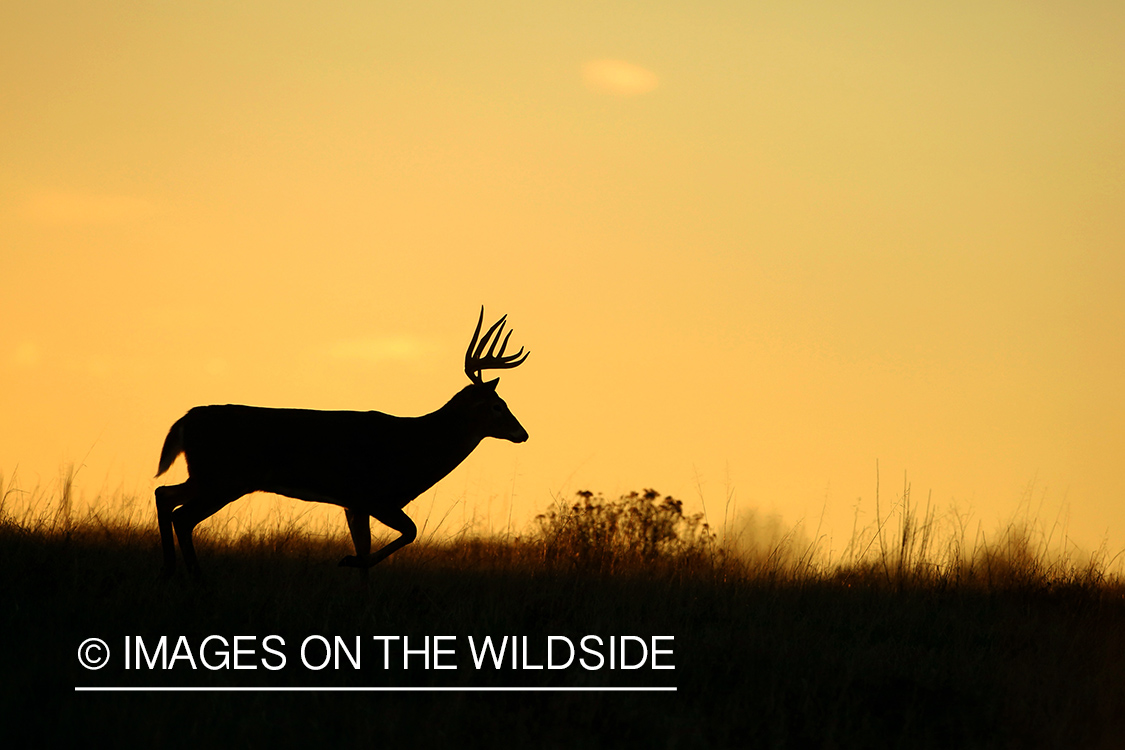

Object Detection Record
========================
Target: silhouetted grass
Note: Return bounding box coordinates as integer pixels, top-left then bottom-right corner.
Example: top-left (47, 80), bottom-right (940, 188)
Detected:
top-left (4, 470), bottom-right (1124, 748)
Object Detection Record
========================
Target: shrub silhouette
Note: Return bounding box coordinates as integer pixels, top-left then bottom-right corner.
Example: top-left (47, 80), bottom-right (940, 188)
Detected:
top-left (535, 489), bottom-right (714, 571)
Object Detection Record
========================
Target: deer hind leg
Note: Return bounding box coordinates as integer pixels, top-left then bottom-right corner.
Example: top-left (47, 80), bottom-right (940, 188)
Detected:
top-left (339, 506), bottom-right (417, 569)
top-left (155, 480), bottom-right (196, 578)
top-left (171, 486), bottom-right (242, 579)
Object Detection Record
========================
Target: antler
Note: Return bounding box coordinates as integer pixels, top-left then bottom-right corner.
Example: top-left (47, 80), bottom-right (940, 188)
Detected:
top-left (465, 307), bottom-right (530, 385)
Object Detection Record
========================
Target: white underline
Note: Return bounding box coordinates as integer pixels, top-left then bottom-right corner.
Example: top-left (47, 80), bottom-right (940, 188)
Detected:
top-left (75, 686), bottom-right (676, 693)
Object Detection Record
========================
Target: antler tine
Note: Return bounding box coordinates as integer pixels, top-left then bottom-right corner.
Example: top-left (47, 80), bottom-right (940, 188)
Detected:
top-left (485, 341), bottom-right (528, 368)
top-left (484, 318), bottom-right (506, 360)
top-left (484, 325), bottom-right (527, 367)
top-left (465, 307), bottom-right (484, 361)
top-left (496, 328), bottom-right (513, 358)
top-left (493, 330), bottom-right (528, 365)
top-left (499, 347), bottom-right (529, 368)
top-left (464, 308), bottom-right (530, 383)
top-left (473, 315), bottom-right (508, 362)
top-left (464, 307), bottom-right (486, 383)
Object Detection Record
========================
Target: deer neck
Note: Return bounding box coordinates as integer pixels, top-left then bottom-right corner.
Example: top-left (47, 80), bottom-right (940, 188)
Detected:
top-left (418, 398), bottom-right (486, 470)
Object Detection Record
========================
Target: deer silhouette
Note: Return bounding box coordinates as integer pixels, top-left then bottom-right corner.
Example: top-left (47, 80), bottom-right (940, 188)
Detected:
top-left (154, 308), bottom-right (529, 578)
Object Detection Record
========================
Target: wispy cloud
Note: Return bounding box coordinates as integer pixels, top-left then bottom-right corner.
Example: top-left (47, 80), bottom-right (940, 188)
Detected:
top-left (583, 59), bottom-right (660, 96)
top-left (20, 191), bottom-right (156, 225)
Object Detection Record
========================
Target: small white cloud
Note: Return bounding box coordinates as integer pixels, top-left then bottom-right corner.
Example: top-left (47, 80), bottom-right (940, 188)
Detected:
top-left (583, 59), bottom-right (660, 96)
top-left (21, 191), bottom-right (156, 225)
top-left (328, 337), bottom-right (433, 364)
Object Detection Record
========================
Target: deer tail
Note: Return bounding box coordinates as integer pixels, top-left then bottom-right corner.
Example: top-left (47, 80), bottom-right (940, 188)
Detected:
top-left (156, 415), bottom-right (187, 477)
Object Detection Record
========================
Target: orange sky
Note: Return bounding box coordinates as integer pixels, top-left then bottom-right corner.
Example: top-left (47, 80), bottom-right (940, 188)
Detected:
top-left (3, 2), bottom-right (1123, 556)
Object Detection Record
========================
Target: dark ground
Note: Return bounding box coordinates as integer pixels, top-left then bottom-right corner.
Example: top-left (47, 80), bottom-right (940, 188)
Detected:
top-left (4, 523), bottom-right (1124, 749)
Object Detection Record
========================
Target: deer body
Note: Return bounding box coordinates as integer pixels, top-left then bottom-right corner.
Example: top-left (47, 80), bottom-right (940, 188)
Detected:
top-left (155, 310), bottom-right (529, 578)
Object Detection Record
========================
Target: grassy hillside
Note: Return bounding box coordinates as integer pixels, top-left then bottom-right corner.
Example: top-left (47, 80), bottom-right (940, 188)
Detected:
top-left (3, 479), bottom-right (1124, 748)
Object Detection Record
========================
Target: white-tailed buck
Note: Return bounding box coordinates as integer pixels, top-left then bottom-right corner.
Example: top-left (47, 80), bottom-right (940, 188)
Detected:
top-left (154, 308), bottom-right (529, 578)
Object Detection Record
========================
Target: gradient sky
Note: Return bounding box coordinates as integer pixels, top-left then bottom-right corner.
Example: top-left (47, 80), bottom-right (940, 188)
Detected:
top-left (3, 2), bottom-right (1123, 555)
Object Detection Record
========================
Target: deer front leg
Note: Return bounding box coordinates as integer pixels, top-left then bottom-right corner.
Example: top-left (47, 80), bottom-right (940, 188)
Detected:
top-left (343, 508), bottom-right (371, 580)
top-left (339, 506), bottom-right (417, 568)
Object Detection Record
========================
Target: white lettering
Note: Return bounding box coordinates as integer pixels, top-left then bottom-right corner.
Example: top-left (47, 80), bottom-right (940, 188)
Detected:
top-left (468, 636), bottom-right (509, 669)
top-left (262, 635), bottom-right (287, 670)
top-left (301, 635), bottom-right (331, 670)
top-left (579, 635), bottom-right (605, 670)
top-left (433, 636), bottom-right (457, 670)
top-left (200, 635), bottom-right (230, 670)
top-left (548, 636), bottom-right (575, 669)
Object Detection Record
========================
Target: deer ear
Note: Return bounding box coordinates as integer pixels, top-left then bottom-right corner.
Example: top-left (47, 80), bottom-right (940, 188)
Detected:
top-left (485, 377), bottom-right (500, 390)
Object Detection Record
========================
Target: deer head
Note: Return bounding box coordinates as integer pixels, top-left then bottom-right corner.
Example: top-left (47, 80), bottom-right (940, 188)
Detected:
top-left (461, 307), bottom-right (530, 442)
